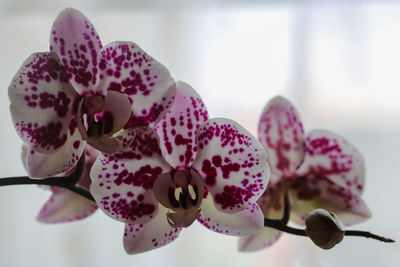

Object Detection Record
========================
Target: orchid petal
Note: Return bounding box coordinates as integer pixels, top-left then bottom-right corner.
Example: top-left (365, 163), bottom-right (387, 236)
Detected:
top-left (90, 128), bottom-right (171, 224)
top-left (258, 96), bottom-right (304, 177)
top-left (155, 82), bottom-right (208, 169)
top-left (37, 186), bottom-right (97, 223)
top-left (123, 205), bottom-right (182, 255)
top-left (9, 52), bottom-right (77, 154)
top-left (50, 8), bottom-right (102, 94)
top-left (25, 124), bottom-right (85, 179)
top-left (296, 130), bottom-right (365, 196)
top-left (197, 195), bottom-right (264, 236)
top-left (97, 41), bottom-right (175, 126)
top-left (238, 228), bottom-right (282, 252)
top-left (193, 118), bottom-right (270, 213)
top-left (289, 175), bottom-right (371, 226)
top-left (257, 180), bottom-right (284, 220)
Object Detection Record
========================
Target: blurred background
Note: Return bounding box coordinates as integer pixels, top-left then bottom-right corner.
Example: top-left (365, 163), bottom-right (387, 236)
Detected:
top-left (0, 0), bottom-right (399, 266)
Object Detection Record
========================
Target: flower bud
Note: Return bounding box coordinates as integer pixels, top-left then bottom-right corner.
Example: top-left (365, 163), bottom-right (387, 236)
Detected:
top-left (305, 209), bottom-right (345, 249)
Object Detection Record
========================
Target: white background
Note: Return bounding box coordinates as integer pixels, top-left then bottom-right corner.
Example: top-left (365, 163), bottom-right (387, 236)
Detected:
top-left (0, 0), bottom-right (399, 266)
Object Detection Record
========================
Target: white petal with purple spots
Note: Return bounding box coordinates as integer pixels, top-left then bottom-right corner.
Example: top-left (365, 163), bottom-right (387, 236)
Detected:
top-left (37, 186), bottom-right (97, 223)
top-left (50, 8), bottom-right (102, 94)
top-left (9, 52), bottom-right (77, 154)
top-left (296, 130), bottom-right (365, 196)
top-left (155, 82), bottom-right (208, 169)
top-left (25, 127), bottom-right (85, 178)
top-left (258, 96), bottom-right (304, 178)
top-left (192, 118), bottom-right (270, 213)
top-left (123, 205), bottom-right (182, 255)
top-left (90, 128), bottom-right (171, 224)
top-left (97, 41), bottom-right (175, 127)
top-left (289, 175), bottom-right (371, 226)
top-left (197, 195), bottom-right (264, 236)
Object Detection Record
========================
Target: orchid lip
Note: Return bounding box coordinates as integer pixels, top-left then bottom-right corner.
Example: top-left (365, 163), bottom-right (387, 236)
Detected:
top-left (153, 168), bottom-right (205, 228)
top-left (77, 95), bottom-right (120, 154)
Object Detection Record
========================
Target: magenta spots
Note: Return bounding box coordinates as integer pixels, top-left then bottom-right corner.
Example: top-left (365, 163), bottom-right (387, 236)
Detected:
top-left (257, 97), bottom-right (304, 175)
top-left (210, 155), bottom-right (240, 179)
top-left (24, 91), bottom-right (71, 117)
top-left (23, 53), bottom-right (69, 85)
top-left (18, 121), bottom-right (67, 151)
top-left (98, 42), bottom-right (174, 126)
top-left (198, 122), bottom-right (252, 149)
top-left (51, 11), bottom-right (102, 89)
top-left (307, 136), bottom-right (342, 155)
top-left (214, 185), bottom-right (255, 211)
top-left (124, 102), bottom-right (166, 127)
top-left (109, 128), bottom-right (161, 161)
top-left (73, 140), bottom-right (80, 149)
top-left (114, 165), bottom-right (163, 190)
top-left (100, 196), bottom-right (156, 222)
top-left (155, 86), bottom-right (209, 168)
top-left (201, 160), bottom-right (217, 186)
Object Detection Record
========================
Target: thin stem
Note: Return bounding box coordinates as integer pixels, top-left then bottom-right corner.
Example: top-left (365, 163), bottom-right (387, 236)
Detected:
top-left (345, 230), bottom-right (395, 243)
top-left (264, 218), bottom-right (394, 243)
top-left (0, 176), bottom-right (95, 201)
top-left (281, 179), bottom-right (290, 225)
top-left (0, 173), bottom-right (394, 244)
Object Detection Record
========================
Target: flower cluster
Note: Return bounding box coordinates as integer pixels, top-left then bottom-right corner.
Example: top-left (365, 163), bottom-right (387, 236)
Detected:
top-left (8, 8), bottom-right (372, 255)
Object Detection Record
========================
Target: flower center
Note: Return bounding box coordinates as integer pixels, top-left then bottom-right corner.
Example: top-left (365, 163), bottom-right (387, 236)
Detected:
top-left (153, 168), bottom-right (205, 228)
top-left (77, 95), bottom-right (120, 153)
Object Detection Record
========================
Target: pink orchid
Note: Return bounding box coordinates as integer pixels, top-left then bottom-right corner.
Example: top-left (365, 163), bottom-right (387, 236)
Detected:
top-left (9, 8), bottom-right (175, 179)
top-left (90, 82), bottom-right (270, 254)
top-left (239, 96), bottom-right (372, 251)
top-left (21, 145), bottom-right (98, 223)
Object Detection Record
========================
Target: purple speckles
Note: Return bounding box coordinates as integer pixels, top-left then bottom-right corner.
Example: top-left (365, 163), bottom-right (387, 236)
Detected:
top-left (113, 165), bottom-right (163, 190)
top-left (100, 196), bottom-right (156, 222)
top-left (73, 140), bottom-right (80, 149)
top-left (214, 185), bottom-right (255, 211)
top-left (258, 96), bottom-right (304, 176)
top-left (50, 9), bottom-right (102, 92)
top-left (18, 121), bottom-right (67, 151)
top-left (193, 118), bottom-right (269, 212)
top-left (155, 83), bottom-right (209, 169)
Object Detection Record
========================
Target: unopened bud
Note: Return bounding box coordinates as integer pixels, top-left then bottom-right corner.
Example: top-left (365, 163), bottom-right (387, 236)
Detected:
top-left (305, 209), bottom-right (345, 249)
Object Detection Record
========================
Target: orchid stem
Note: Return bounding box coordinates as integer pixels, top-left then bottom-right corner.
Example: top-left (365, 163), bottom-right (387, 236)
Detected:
top-left (281, 179), bottom-right (290, 225)
top-left (0, 176), bottom-right (95, 201)
top-left (0, 174), bottom-right (394, 244)
top-left (263, 218), bottom-right (394, 243)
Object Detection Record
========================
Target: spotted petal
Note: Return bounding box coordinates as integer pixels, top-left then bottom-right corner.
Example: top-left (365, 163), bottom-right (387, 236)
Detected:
top-left (9, 52), bottom-right (77, 154)
top-left (193, 118), bottom-right (270, 213)
top-left (37, 186), bottom-right (97, 223)
top-left (90, 127), bottom-right (171, 224)
top-left (257, 179), bottom-right (285, 220)
top-left (258, 96), bottom-right (304, 179)
top-left (50, 8), bottom-right (102, 94)
top-left (296, 130), bottom-right (365, 196)
top-left (97, 41), bottom-right (175, 127)
top-left (289, 175), bottom-right (371, 226)
top-left (25, 127), bottom-right (85, 178)
top-left (238, 228), bottom-right (282, 252)
top-left (123, 205), bottom-right (182, 255)
top-left (197, 195), bottom-right (264, 236)
top-left (155, 82), bottom-right (208, 169)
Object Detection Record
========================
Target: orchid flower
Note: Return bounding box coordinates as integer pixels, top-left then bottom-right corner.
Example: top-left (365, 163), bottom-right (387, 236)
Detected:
top-left (9, 8), bottom-right (175, 179)
top-left (90, 82), bottom-right (270, 254)
top-left (21, 145), bottom-right (98, 223)
top-left (239, 96), bottom-right (372, 252)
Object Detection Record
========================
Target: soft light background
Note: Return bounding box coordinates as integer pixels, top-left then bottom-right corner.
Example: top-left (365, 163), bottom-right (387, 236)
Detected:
top-left (0, 0), bottom-right (399, 266)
